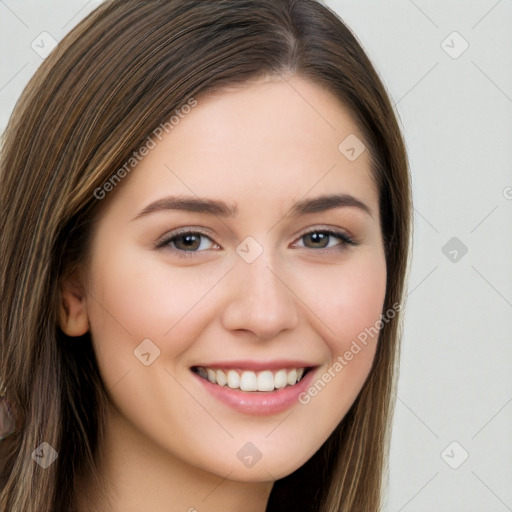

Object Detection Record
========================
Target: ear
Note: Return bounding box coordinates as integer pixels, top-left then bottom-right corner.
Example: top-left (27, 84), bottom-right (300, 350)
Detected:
top-left (58, 270), bottom-right (90, 337)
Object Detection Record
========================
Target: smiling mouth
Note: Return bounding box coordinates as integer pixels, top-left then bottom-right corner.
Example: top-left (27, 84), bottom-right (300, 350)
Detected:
top-left (192, 366), bottom-right (309, 392)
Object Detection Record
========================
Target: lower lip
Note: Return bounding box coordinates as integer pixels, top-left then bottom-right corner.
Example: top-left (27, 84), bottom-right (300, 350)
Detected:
top-left (192, 369), bottom-right (316, 416)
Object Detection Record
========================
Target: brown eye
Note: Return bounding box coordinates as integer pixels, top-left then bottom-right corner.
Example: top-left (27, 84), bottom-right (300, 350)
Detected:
top-left (172, 234), bottom-right (203, 251)
top-left (159, 231), bottom-right (218, 253)
top-left (303, 232), bottom-right (332, 249)
top-left (298, 229), bottom-right (355, 250)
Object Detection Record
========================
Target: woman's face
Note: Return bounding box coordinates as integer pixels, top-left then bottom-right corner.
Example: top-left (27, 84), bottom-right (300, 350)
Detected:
top-left (82, 77), bottom-right (386, 482)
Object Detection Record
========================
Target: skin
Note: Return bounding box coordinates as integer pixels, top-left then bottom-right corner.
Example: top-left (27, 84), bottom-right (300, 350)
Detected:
top-left (60, 76), bottom-right (387, 512)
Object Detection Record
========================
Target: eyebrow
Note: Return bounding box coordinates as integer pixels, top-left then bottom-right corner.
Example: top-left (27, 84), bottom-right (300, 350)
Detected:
top-left (132, 193), bottom-right (372, 220)
top-left (289, 194), bottom-right (372, 218)
top-left (133, 196), bottom-right (237, 220)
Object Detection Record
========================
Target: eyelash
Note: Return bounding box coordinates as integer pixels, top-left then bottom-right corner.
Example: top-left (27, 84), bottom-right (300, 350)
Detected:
top-left (155, 227), bottom-right (357, 259)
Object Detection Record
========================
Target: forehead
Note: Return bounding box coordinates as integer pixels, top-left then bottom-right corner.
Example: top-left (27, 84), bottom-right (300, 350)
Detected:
top-left (104, 77), bottom-right (378, 218)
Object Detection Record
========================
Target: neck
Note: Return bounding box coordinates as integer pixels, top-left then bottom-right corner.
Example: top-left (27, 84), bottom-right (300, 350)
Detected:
top-left (76, 402), bottom-right (273, 512)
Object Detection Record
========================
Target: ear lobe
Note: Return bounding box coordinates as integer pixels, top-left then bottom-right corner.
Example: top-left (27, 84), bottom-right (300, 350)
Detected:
top-left (59, 272), bottom-right (89, 337)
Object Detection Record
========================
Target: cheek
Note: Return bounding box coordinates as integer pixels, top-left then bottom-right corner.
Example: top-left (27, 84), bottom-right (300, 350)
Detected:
top-left (294, 248), bottom-right (387, 349)
top-left (85, 242), bottom-right (231, 384)
top-left (296, 251), bottom-right (386, 383)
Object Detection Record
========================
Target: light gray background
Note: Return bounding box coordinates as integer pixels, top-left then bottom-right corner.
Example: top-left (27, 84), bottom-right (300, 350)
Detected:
top-left (1, 1), bottom-right (511, 510)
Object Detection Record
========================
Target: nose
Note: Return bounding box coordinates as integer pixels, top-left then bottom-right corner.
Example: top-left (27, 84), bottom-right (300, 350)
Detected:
top-left (221, 256), bottom-right (299, 340)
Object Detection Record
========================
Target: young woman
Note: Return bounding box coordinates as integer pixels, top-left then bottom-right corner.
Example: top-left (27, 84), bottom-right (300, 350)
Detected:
top-left (0, 1), bottom-right (411, 510)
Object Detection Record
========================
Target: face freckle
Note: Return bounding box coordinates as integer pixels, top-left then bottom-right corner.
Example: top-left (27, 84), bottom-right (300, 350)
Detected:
top-left (84, 76), bottom-right (387, 489)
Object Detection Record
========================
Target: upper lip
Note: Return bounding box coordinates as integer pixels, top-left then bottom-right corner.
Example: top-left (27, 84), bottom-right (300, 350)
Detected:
top-left (191, 360), bottom-right (317, 371)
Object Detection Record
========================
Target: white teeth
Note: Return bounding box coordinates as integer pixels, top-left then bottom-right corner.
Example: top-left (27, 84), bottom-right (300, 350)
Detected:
top-left (227, 370), bottom-right (240, 389)
top-left (257, 370), bottom-right (274, 391)
top-left (216, 369), bottom-right (227, 387)
top-left (286, 369), bottom-right (297, 386)
top-left (274, 369), bottom-right (287, 389)
top-left (207, 368), bottom-right (216, 383)
top-left (240, 371), bottom-right (258, 391)
top-left (195, 367), bottom-right (307, 392)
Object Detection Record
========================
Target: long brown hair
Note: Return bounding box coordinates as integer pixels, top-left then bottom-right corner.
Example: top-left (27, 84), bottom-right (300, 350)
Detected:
top-left (0, 1), bottom-right (411, 510)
